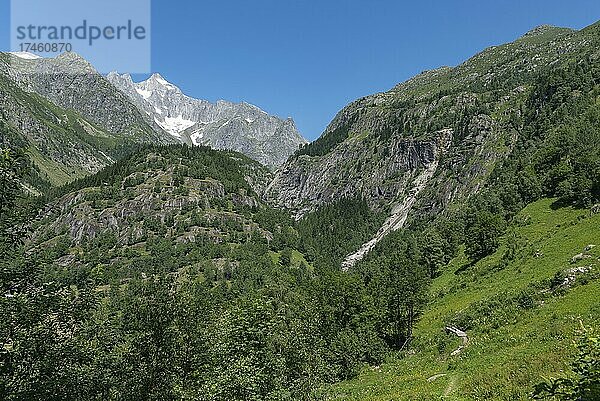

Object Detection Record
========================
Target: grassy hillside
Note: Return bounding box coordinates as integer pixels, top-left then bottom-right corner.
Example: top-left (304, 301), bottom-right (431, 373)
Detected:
top-left (322, 198), bottom-right (599, 400)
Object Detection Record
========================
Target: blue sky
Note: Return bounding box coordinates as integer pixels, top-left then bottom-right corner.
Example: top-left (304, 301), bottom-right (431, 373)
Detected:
top-left (2, 1), bottom-right (600, 140)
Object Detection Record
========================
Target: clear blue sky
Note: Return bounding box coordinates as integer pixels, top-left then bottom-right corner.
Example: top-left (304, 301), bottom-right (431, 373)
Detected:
top-left (2, 1), bottom-right (600, 140)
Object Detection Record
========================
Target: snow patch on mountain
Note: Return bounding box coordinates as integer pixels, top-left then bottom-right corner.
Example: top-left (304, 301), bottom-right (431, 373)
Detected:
top-left (136, 88), bottom-right (152, 99)
top-left (9, 52), bottom-right (42, 60)
top-left (154, 74), bottom-right (170, 86)
top-left (156, 115), bottom-right (195, 135)
top-left (148, 73), bottom-right (179, 91)
top-left (190, 131), bottom-right (206, 146)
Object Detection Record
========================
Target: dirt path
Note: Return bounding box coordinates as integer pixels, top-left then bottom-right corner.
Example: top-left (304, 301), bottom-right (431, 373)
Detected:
top-left (446, 326), bottom-right (468, 356)
top-left (425, 327), bottom-right (468, 395)
top-left (444, 375), bottom-right (458, 397)
top-left (427, 373), bottom-right (447, 382)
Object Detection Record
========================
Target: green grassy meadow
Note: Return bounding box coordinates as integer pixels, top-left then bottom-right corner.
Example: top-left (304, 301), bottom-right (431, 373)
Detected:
top-left (323, 198), bottom-right (600, 400)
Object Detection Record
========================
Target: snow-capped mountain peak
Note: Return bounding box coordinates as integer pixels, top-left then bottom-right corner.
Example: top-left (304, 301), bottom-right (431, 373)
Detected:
top-left (140, 73), bottom-right (180, 93)
top-left (107, 71), bottom-right (308, 167)
top-left (149, 73), bottom-right (169, 85)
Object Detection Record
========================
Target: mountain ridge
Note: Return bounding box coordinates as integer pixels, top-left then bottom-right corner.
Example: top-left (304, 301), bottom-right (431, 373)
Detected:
top-left (107, 71), bottom-right (308, 168)
top-left (1, 52), bottom-right (172, 142)
top-left (267, 20), bottom-right (600, 265)
top-left (0, 51), bottom-right (179, 189)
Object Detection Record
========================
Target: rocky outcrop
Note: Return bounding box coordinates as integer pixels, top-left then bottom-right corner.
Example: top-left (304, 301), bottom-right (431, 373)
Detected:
top-left (29, 153), bottom-right (268, 248)
top-left (263, 23), bottom-right (599, 269)
top-left (266, 129), bottom-right (450, 215)
top-left (341, 149), bottom-right (444, 270)
top-left (0, 64), bottom-right (115, 185)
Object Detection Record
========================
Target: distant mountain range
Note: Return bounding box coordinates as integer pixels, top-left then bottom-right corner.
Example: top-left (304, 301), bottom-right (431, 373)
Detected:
top-left (0, 51), bottom-right (307, 190)
top-left (107, 72), bottom-right (307, 168)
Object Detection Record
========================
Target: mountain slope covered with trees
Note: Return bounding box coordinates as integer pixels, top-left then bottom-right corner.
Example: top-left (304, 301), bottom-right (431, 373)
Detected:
top-left (1, 145), bottom-right (435, 400)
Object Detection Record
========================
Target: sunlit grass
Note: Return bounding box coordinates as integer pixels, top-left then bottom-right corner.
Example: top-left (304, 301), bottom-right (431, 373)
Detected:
top-left (322, 198), bottom-right (600, 400)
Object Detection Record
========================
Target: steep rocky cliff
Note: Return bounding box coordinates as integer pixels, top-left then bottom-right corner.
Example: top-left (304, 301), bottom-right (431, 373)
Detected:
top-left (0, 64), bottom-right (112, 187)
top-left (266, 23), bottom-right (600, 265)
top-left (0, 52), bottom-right (177, 189)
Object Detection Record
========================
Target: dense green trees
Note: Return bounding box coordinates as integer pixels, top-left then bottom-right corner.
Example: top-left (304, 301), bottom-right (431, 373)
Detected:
top-left (0, 146), bottom-right (406, 400)
top-left (418, 227), bottom-right (446, 278)
top-left (464, 211), bottom-right (507, 261)
top-left (451, 55), bottom-right (600, 264)
top-left (354, 229), bottom-right (430, 349)
top-left (45, 144), bottom-right (263, 202)
top-left (297, 198), bottom-right (385, 268)
top-left (0, 148), bottom-right (29, 254)
top-left (0, 147), bottom-right (97, 400)
top-left (295, 117), bottom-right (356, 158)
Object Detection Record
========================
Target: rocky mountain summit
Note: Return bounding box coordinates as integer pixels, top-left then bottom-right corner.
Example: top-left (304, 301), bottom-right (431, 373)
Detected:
top-left (0, 52), bottom-right (173, 188)
top-left (108, 72), bottom-right (307, 168)
top-left (2, 52), bottom-right (172, 142)
top-left (0, 51), bottom-right (305, 190)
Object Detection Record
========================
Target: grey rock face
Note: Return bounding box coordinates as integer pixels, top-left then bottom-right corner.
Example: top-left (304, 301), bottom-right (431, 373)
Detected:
top-left (31, 159), bottom-right (267, 247)
top-left (265, 22), bottom-right (596, 221)
top-left (265, 22), bottom-right (600, 267)
top-left (107, 72), bottom-right (307, 168)
top-left (0, 83), bottom-right (112, 174)
top-left (1, 52), bottom-right (175, 144)
top-left (266, 129), bottom-right (447, 215)
top-left (27, 150), bottom-right (274, 251)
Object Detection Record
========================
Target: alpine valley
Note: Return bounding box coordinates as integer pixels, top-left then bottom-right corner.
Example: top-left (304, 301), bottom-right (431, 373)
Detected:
top-left (1, 20), bottom-right (599, 401)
